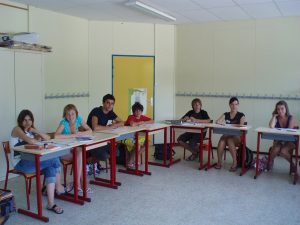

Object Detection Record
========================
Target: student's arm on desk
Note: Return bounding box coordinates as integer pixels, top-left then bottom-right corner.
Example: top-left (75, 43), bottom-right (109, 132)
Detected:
top-left (215, 114), bottom-right (225, 125)
top-left (77, 119), bottom-right (92, 136)
top-left (54, 124), bottom-right (76, 139)
top-left (12, 127), bottom-right (38, 144)
top-left (113, 116), bottom-right (124, 127)
top-left (240, 116), bottom-right (246, 126)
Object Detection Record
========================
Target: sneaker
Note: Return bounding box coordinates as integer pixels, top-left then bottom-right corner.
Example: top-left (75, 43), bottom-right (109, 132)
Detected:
top-left (87, 163), bottom-right (93, 176)
top-left (97, 162), bottom-right (105, 171)
top-left (94, 163), bottom-right (101, 174)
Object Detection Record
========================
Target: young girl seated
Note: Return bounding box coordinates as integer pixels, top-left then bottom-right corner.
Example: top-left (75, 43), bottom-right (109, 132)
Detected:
top-left (124, 102), bottom-right (154, 168)
top-left (10, 109), bottom-right (68, 214)
top-left (55, 104), bottom-right (93, 193)
top-left (269, 100), bottom-right (297, 171)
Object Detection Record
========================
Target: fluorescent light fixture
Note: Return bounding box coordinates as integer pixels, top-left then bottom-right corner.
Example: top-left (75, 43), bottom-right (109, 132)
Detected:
top-left (125, 0), bottom-right (176, 22)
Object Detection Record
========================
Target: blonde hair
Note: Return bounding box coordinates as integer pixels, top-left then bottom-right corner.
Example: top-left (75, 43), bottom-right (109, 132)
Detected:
top-left (63, 104), bottom-right (78, 118)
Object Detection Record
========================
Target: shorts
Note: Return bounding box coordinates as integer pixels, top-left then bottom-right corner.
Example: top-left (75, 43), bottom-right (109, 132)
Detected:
top-left (177, 132), bottom-right (207, 148)
top-left (89, 145), bottom-right (110, 161)
top-left (122, 137), bottom-right (146, 152)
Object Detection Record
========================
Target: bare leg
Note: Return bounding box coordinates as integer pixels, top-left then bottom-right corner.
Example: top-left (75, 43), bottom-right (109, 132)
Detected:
top-left (270, 142), bottom-right (282, 165)
top-left (216, 135), bottom-right (227, 167)
top-left (47, 182), bottom-right (63, 213)
top-left (178, 140), bottom-right (197, 155)
top-left (280, 142), bottom-right (295, 163)
top-left (227, 136), bottom-right (240, 169)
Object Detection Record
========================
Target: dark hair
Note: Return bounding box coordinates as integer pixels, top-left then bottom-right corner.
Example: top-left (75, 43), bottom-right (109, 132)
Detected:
top-left (273, 100), bottom-right (290, 116)
top-left (63, 104), bottom-right (78, 118)
top-left (102, 94), bottom-right (115, 103)
top-left (132, 102), bottom-right (144, 113)
top-left (191, 98), bottom-right (202, 108)
top-left (229, 97), bottom-right (239, 104)
top-left (17, 109), bottom-right (35, 131)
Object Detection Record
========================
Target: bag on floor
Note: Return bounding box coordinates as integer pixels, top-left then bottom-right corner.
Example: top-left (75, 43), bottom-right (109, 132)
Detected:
top-left (0, 189), bottom-right (15, 225)
top-left (237, 146), bottom-right (254, 168)
top-left (116, 143), bottom-right (126, 165)
top-left (153, 144), bottom-right (175, 160)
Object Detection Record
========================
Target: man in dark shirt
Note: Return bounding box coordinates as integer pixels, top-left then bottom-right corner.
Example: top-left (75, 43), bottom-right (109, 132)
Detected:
top-left (87, 94), bottom-right (124, 168)
top-left (177, 98), bottom-right (211, 161)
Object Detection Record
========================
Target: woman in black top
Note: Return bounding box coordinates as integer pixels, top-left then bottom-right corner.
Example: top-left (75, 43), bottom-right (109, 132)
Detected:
top-left (215, 97), bottom-right (246, 171)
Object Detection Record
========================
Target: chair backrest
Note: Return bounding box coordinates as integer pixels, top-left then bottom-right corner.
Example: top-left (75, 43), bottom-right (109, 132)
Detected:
top-left (2, 141), bottom-right (11, 169)
top-left (47, 132), bottom-right (55, 139)
top-left (2, 141), bottom-right (11, 154)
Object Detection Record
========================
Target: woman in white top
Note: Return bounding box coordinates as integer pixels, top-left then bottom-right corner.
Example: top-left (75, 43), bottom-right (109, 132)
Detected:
top-left (10, 109), bottom-right (70, 214)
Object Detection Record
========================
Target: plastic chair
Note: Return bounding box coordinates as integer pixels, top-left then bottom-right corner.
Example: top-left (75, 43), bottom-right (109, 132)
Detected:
top-left (2, 141), bottom-right (36, 210)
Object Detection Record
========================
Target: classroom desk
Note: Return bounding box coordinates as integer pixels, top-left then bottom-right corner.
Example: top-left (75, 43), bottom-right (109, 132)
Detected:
top-left (254, 127), bottom-right (300, 184)
top-left (96, 126), bottom-right (147, 177)
top-left (81, 133), bottom-right (119, 193)
top-left (13, 141), bottom-right (83, 222)
top-left (146, 123), bottom-right (180, 168)
top-left (207, 123), bottom-right (251, 176)
top-left (169, 122), bottom-right (210, 170)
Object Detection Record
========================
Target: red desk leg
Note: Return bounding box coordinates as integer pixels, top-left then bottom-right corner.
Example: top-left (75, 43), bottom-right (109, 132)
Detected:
top-left (81, 145), bottom-right (91, 202)
top-left (90, 138), bottom-right (121, 189)
top-left (118, 132), bottom-right (144, 176)
top-left (205, 127), bottom-right (215, 170)
top-left (293, 135), bottom-right (299, 184)
top-left (199, 128), bottom-right (205, 170)
top-left (254, 132), bottom-right (261, 179)
top-left (56, 147), bottom-right (84, 205)
top-left (240, 131), bottom-right (247, 176)
top-left (18, 155), bottom-right (49, 222)
top-left (148, 127), bottom-right (180, 168)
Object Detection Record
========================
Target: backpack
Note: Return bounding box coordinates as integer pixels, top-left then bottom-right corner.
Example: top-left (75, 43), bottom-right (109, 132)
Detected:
top-left (237, 146), bottom-right (254, 169)
top-left (116, 143), bottom-right (126, 165)
top-left (153, 144), bottom-right (175, 160)
top-left (0, 189), bottom-right (15, 225)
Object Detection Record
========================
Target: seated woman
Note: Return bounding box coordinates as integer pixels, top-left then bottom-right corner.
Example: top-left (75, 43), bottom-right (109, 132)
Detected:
top-left (10, 109), bottom-right (68, 214)
top-left (124, 102), bottom-right (154, 168)
top-left (55, 104), bottom-right (93, 193)
top-left (214, 97), bottom-right (246, 172)
top-left (269, 100), bottom-right (297, 171)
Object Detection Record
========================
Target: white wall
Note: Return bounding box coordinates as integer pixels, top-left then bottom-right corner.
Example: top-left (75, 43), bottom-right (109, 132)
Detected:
top-left (0, 2), bottom-right (175, 145)
top-left (89, 21), bottom-right (175, 123)
top-left (176, 18), bottom-right (300, 151)
top-left (28, 7), bottom-right (90, 132)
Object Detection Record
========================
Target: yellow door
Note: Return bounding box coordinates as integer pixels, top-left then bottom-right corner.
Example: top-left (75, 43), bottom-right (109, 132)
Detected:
top-left (113, 55), bottom-right (154, 121)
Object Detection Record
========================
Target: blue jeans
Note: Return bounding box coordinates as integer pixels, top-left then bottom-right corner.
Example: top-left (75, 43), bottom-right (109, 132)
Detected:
top-left (15, 158), bottom-right (61, 185)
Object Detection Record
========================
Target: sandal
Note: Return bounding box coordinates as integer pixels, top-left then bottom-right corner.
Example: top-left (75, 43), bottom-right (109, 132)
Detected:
top-left (56, 183), bottom-right (73, 195)
top-left (78, 187), bottom-right (93, 194)
top-left (214, 164), bottom-right (222, 169)
top-left (229, 166), bottom-right (237, 172)
top-left (186, 154), bottom-right (198, 161)
top-left (127, 163), bottom-right (135, 169)
top-left (47, 204), bottom-right (64, 214)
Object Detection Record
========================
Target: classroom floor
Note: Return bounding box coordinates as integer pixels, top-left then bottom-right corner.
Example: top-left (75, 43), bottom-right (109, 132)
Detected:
top-left (2, 147), bottom-right (300, 225)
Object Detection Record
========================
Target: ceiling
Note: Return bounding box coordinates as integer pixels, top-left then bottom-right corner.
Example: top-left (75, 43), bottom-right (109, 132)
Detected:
top-left (11, 0), bottom-right (300, 24)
